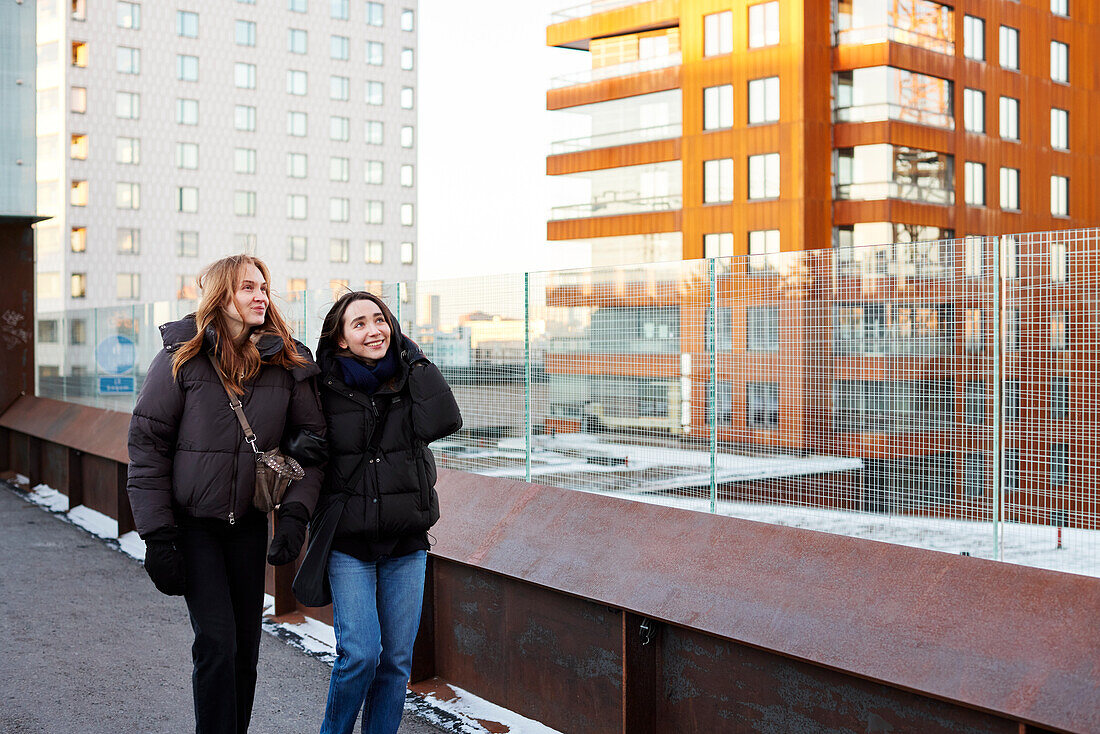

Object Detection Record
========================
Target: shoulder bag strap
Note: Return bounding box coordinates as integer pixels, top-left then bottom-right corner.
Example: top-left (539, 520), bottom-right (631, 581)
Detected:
top-left (208, 353), bottom-right (262, 456)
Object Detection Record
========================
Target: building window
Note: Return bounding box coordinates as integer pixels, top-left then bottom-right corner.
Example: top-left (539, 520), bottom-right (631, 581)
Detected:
top-left (366, 81), bottom-right (384, 106)
top-left (236, 20), bottom-right (256, 46)
top-left (331, 34), bottom-right (348, 59)
top-left (999, 96), bottom-right (1018, 141)
top-left (1049, 443), bottom-right (1067, 486)
top-left (235, 105), bottom-right (257, 132)
top-left (400, 125), bottom-right (414, 148)
top-left (367, 41), bottom-right (384, 66)
top-left (703, 85), bottom-right (733, 131)
top-left (400, 203), bottom-right (414, 226)
top-left (1051, 175), bottom-right (1069, 216)
top-left (70, 134), bottom-right (88, 160)
top-left (748, 153), bottom-right (780, 199)
top-left (748, 2), bottom-right (779, 48)
top-left (999, 26), bottom-right (1018, 70)
top-left (400, 164), bottom-right (414, 187)
top-left (287, 70), bottom-right (308, 96)
top-left (116, 91), bottom-right (140, 120)
top-left (1004, 379), bottom-right (1020, 420)
top-left (964, 380), bottom-right (987, 425)
top-left (366, 120), bottom-right (384, 145)
top-left (117, 227), bottom-right (140, 254)
top-left (288, 236), bottom-right (307, 261)
top-left (287, 194), bottom-right (307, 220)
top-left (366, 240), bottom-right (383, 263)
top-left (400, 87), bottom-right (414, 109)
top-left (330, 75), bottom-right (350, 101)
top-left (1050, 375), bottom-right (1068, 419)
top-left (330, 116), bottom-right (350, 141)
top-left (177, 231), bottom-right (199, 257)
top-left (287, 153), bottom-right (307, 178)
top-left (287, 278), bottom-right (307, 298)
top-left (401, 8), bottom-right (414, 31)
top-left (963, 308), bottom-right (983, 351)
top-left (964, 453), bottom-right (985, 497)
top-left (116, 46), bottom-right (140, 74)
top-left (116, 1), bottom-right (140, 29)
top-left (365, 200), bottom-right (383, 224)
top-left (176, 142), bottom-right (199, 170)
top-left (177, 10), bottom-right (198, 38)
top-left (1050, 311), bottom-right (1068, 350)
top-left (1051, 0), bottom-right (1069, 16)
top-left (71, 274), bottom-right (87, 299)
top-left (70, 227), bottom-right (86, 252)
top-left (748, 230), bottom-right (780, 275)
top-left (177, 274), bottom-right (198, 300)
top-left (235, 234), bottom-right (257, 253)
top-left (365, 160), bottom-right (384, 184)
top-left (746, 306), bottom-right (779, 352)
top-left (748, 76), bottom-right (779, 124)
top-left (288, 0), bottom-right (306, 12)
top-left (704, 232), bottom-right (733, 259)
top-left (235, 62), bottom-right (256, 89)
top-left (1003, 307), bottom-right (1019, 351)
top-left (177, 54), bottom-right (199, 82)
top-left (999, 167), bottom-right (1019, 211)
top-left (703, 11), bottom-right (733, 56)
top-left (177, 98), bottom-right (198, 125)
top-left (330, 238), bottom-right (349, 263)
top-left (177, 186), bottom-right (198, 213)
top-left (116, 273), bottom-right (140, 300)
top-left (1051, 108), bottom-right (1069, 150)
top-left (235, 191), bottom-right (256, 217)
top-left (116, 182), bottom-right (140, 210)
top-left (71, 86), bottom-right (87, 113)
top-left (1050, 41), bottom-right (1069, 83)
top-left (704, 159), bottom-right (733, 204)
top-left (329, 197), bottom-right (350, 222)
top-left (1050, 241), bottom-right (1067, 282)
top-left (400, 241), bottom-right (414, 264)
top-left (963, 89), bottom-right (984, 133)
top-left (287, 111), bottom-right (308, 137)
top-left (746, 382), bottom-right (779, 429)
top-left (964, 161), bottom-right (985, 206)
top-left (234, 148), bottom-right (256, 174)
top-left (964, 236), bottom-right (983, 277)
top-left (366, 1), bottom-right (383, 26)
top-left (401, 48), bottom-right (414, 70)
top-left (39, 319), bottom-right (59, 343)
top-left (331, 0), bottom-right (349, 20)
top-left (115, 136), bottom-right (140, 164)
top-left (963, 16), bottom-right (985, 60)
top-left (330, 156), bottom-right (350, 182)
top-left (289, 28), bottom-right (308, 54)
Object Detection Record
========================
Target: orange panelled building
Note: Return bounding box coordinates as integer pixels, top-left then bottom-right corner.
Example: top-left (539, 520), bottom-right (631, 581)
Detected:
top-left (544, 0), bottom-right (1100, 523)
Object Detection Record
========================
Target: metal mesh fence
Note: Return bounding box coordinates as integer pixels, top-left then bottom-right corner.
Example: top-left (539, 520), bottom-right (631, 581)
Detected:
top-left (32, 228), bottom-right (1100, 577)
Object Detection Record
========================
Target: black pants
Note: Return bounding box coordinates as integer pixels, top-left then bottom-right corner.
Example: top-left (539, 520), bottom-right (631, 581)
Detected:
top-left (179, 511), bottom-right (268, 734)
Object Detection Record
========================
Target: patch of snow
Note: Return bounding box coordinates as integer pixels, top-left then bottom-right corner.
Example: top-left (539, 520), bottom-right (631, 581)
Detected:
top-left (118, 531), bottom-right (145, 561)
top-left (14, 473), bottom-right (30, 485)
top-left (67, 504), bottom-right (119, 540)
top-left (28, 483), bottom-right (69, 513)
top-left (411, 682), bottom-right (563, 734)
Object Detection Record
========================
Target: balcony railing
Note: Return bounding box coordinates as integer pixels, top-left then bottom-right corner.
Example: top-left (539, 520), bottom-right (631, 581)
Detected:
top-left (836, 181), bottom-right (955, 206)
top-left (550, 0), bottom-right (652, 23)
top-left (835, 102), bottom-right (954, 130)
top-left (836, 25), bottom-right (954, 55)
top-left (550, 123), bottom-right (682, 155)
top-left (550, 193), bottom-right (682, 219)
top-left (32, 229), bottom-right (1100, 578)
top-left (549, 52), bottom-right (681, 90)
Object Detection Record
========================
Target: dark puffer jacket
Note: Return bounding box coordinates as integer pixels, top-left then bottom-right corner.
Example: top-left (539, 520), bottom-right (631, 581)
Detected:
top-left (318, 332), bottom-right (461, 542)
top-left (126, 317), bottom-right (326, 537)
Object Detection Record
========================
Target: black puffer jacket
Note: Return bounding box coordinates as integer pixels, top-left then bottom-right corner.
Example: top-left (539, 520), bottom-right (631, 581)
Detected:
top-left (126, 317), bottom-right (326, 537)
top-left (318, 332), bottom-right (461, 542)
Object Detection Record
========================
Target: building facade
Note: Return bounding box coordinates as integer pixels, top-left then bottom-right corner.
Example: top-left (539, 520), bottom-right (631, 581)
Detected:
top-left (34, 0), bottom-right (419, 315)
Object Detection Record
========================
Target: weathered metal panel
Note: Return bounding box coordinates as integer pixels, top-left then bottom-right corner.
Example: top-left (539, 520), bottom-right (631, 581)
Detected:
top-left (39, 441), bottom-right (68, 492)
top-left (0, 395), bottom-right (130, 463)
top-left (81, 453), bottom-right (120, 524)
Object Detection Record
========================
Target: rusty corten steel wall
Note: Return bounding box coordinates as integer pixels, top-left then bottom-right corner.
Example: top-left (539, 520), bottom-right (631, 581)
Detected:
top-left (0, 218), bottom-right (37, 416)
top-left (1, 399), bottom-right (1096, 733)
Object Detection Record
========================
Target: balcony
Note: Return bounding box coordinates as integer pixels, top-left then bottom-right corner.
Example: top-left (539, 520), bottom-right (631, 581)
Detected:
top-left (550, 0), bottom-right (645, 22)
top-left (549, 52), bottom-right (680, 90)
top-left (550, 123), bottom-right (681, 155)
top-left (551, 192), bottom-right (681, 219)
top-left (836, 24), bottom-right (954, 55)
top-left (836, 181), bottom-right (954, 206)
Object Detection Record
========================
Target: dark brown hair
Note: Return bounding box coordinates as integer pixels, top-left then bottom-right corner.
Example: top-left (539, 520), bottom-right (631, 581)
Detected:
top-left (171, 254), bottom-right (308, 393)
top-left (318, 290), bottom-right (398, 363)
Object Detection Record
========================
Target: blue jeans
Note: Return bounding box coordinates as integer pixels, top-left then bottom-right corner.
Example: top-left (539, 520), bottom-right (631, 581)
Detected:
top-left (320, 550), bottom-right (427, 734)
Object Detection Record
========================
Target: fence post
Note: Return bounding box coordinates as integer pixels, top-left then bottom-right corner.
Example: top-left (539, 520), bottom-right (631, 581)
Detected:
top-left (992, 236), bottom-right (1004, 561)
top-left (524, 272), bottom-right (532, 483)
top-left (708, 258), bottom-right (718, 514)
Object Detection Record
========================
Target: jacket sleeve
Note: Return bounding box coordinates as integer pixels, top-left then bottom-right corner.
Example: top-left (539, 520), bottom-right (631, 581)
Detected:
top-left (280, 373), bottom-right (327, 515)
top-left (408, 360), bottom-right (462, 443)
top-left (126, 349), bottom-right (184, 538)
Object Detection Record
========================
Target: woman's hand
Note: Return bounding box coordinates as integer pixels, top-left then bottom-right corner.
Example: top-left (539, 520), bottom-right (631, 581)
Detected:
top-left (268, 502), bottom-right (310, 566)
top-left (143, 528), bottom-right (187, 596)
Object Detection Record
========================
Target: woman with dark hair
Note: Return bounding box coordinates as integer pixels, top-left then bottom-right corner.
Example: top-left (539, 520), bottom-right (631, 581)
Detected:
top-left (126, 254), bottom-right (326, 734)
top-left (296, 290), bottom-right (460, 734)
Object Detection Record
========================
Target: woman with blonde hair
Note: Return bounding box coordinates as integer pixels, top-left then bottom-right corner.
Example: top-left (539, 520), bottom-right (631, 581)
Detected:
top-left (127, 254), bottom-right (326, 734)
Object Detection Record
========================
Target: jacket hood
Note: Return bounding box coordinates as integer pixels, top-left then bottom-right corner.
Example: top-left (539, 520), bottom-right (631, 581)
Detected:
top-left (159, 315), bottom-right (319, 381)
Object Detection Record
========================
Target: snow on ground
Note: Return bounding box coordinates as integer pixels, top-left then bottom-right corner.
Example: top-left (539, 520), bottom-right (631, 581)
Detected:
top-left (410, 682), bottom-right (563, 734)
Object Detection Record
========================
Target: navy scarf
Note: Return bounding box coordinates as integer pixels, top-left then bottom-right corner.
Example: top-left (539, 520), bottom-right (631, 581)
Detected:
top-left (337, 349), bottom-right (399, 395)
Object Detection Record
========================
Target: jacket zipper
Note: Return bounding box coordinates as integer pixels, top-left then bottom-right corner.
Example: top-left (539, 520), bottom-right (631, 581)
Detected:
top-left (366, 397), bottom-right (379, 530)
top-left (229, 383), bottom-right (248, 525)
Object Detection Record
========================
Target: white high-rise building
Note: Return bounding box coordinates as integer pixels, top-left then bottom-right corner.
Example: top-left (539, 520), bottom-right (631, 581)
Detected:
top-left (34, 0), bottom-right (418, 314)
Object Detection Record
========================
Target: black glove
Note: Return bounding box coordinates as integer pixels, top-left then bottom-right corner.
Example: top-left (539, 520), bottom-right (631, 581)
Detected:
top-left (143, 527), bottom-right (186, 596)
top-left (268, 502), bottom-right (310, 566)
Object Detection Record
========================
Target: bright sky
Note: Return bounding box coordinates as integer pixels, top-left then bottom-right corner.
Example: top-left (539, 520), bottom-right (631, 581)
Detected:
top-left (417, 0), bottom-right (591, 282)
